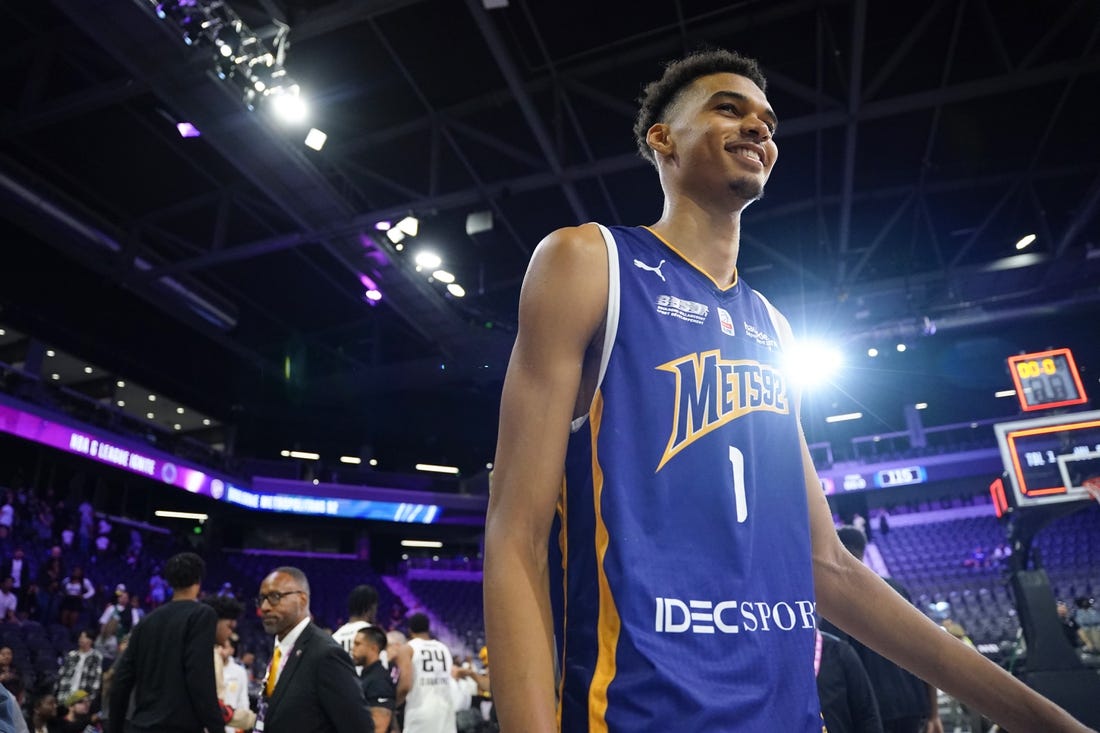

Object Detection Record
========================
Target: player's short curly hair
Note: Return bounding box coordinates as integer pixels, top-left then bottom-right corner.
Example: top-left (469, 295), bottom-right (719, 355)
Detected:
top-left (633, 49), bottom-right (767, 167)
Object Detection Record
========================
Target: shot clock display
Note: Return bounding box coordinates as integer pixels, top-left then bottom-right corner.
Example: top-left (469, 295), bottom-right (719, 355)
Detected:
top-left (1006, 348), bottom-right (1087, 412)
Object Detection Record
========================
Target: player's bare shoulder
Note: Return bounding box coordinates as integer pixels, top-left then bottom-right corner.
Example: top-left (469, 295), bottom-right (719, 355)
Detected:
top-left (519, 223), bottom-right (609, 337)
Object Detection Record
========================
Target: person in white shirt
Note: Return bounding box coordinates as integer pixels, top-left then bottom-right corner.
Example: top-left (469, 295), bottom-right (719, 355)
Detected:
top-left (394, 613), bottom-right (457, 733)
top-left (0, 577), bottom-right (18, 623)
top-left (219, 638), bottom-right (251, 733)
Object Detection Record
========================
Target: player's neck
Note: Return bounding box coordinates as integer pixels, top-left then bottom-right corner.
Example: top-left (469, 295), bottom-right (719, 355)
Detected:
top-left (650, 198), bottom-right (742, 287)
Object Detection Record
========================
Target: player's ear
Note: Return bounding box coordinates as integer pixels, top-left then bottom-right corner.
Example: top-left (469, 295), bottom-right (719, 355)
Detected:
top-left (646, 123), bottom-right (673, 158)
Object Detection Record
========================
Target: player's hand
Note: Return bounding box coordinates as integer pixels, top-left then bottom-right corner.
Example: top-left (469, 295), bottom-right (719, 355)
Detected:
top-left (924, 717), bottom-right (944, 733)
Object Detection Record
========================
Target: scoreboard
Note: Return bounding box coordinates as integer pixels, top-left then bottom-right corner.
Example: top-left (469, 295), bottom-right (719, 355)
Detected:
top-left (994, 409), bottom-right (1100, 508)
top-left (1007, 348), bottom-right (1088, 412)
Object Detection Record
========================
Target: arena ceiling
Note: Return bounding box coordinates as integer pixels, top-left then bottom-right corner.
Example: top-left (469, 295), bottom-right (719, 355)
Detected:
top-left (1, 0), bottom-right (1099, 475)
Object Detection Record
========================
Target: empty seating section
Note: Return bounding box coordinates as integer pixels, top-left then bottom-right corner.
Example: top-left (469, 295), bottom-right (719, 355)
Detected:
top-left (407, 578), bottom-right (485, 652)
top-left (875, 504), bottom-right (1100, 646)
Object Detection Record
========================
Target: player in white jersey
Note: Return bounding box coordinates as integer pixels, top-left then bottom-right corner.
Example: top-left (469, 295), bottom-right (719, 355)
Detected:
top-left (395, 613), bottom-right (457, 733)
top-left (331, 584), bottom-right (379, 674)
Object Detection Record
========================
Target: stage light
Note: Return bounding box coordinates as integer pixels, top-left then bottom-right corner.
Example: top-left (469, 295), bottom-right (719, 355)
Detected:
top-left (271, 89), bottom-right (308, 124)
top-left (304, 128), bottom-right (327, 151)
top-left (340, 456), bottom-right (362, 465)
top-left (825, 412), bottom-right (863, 423)
top-left (396, 216), bottom-right (419, 238)
top-left (155, 510), bottom-right (208, 521)
top-left (117, 401), bottom-right (125, 407)
top-left (447, 283), bottom-right (466, 298)
top-left (1015, 233), bottom-right (1037, 250)
top-left (175, 121), bottom-right (201, 138)
top-left (415, 251), bottom-right (442, 269)
top-left (915, 403), bottom-right (928, 410)
top-left (369, 458), bottom-right (378, 466)
top-left (785, 340), bottom-right (843, 387)
top-left (365, 289), bottom-right (382, 302)
top-left (46, 350), bottom-right (55, 357)
top-left (177, 407), bottom-right (185, 414)
top-left (117, 380), bottom-right (125, 388)
top-left (148, 394), bottom-right (156, 401)
top-left (288, 450), bottom-right (320, 460)
top-left (84, 366), bottom-right (93, 374)
top-left (401, 540), bottom-right (443, 548)
top-left (51, 374), bottom-right (59, 381)
top-left (202, 418), bottom-right (211, 426)
top-left (387, 228), bottom-right (405, 244)
top-left (867, 348), bottom-right (879, 357)
top-left (146, 412), bottom-right (155, 419)
top-left (416, 463), bottom-right (460, 475)
top-left (995, 389), bottom-right (1017, 398)
top-left (432, 270), bottom-right (455, 284)
top-left (394, 243), bottom-right (404, 251)
top-left (896, 343), bottom-right (907, 352)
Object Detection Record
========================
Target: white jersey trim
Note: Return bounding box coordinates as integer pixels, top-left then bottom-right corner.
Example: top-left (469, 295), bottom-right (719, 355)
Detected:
top-left (571, 223), bottom-right (620, 433)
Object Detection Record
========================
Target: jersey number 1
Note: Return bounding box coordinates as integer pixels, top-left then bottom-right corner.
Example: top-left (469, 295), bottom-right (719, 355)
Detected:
top-left (729, 445), bottom-right (747, 523)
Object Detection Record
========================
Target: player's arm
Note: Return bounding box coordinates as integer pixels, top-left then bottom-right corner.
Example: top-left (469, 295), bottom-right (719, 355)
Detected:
top-left (394, 642), bottom-right (413, 706)
top-left (803, 434), bottom-right (1093, 732)
top-left (484, 224), bottom-right (609, 733)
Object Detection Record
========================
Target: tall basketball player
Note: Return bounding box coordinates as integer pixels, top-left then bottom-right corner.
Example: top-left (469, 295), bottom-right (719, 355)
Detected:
top-left (483, 49), bottom-right (1093, 732)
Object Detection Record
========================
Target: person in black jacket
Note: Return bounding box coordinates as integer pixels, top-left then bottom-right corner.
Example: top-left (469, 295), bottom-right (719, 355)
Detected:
top-left (256, 566), bottom-right (373, 733)
top-left (816, 629), bottom-right (884, 733)
top-left (104, 552), bottom-right (224, 733)
top-left (821, 528), bottom-right (943, 733)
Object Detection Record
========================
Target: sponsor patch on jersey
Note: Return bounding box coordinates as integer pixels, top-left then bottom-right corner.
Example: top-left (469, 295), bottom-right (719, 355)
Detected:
top-left (743, 321), bottom-right (779, 350)
top-left (656, 295), bottom-right (708, 325)
top-left (716, 307), bottom-right (735, 336)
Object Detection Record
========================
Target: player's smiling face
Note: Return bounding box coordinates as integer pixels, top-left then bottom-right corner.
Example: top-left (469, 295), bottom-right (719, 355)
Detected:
top-left (656, 72), bottom-right (779, 204)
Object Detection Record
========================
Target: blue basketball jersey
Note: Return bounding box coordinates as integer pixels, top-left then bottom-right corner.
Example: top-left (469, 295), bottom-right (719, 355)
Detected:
top-left (551, 225), bottom-right (823, 732)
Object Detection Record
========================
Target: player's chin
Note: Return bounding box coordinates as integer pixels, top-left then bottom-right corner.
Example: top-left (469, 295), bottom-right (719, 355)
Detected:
top-left (728, 177), bottom-right (765, 202)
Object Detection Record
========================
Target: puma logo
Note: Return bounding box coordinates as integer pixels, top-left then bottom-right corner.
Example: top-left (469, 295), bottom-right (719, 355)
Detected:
top-left (633, 258), bottom-right (667, 281)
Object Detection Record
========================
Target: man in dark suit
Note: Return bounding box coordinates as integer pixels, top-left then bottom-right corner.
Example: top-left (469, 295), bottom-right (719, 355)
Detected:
top-left (105, 552), bottom-right (225, 733)
top-left (257, 566), bottom-right (373, 733)
top-left (0, 548), bottom-right (30, 593)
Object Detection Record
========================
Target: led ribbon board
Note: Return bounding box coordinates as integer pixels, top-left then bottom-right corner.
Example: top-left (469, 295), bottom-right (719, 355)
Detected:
top-left (0, 396), bottom-right (440, 523)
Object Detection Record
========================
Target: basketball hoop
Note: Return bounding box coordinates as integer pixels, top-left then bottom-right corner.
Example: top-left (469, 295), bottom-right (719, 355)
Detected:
top-left (1084, 476), bottom-right (1100, 505)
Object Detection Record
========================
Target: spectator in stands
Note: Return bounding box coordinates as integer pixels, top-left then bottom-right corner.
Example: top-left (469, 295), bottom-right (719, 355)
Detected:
top-left (1056, 601), bottom-right (1081, 650)
top-left (0, 492), bottom-right (14, 535)
top-left (36, 556), bottom-right (62, 590)
top-left (0, 550), bottom-right (29, 596)
top-left (821, 527), bottom-right (942, 733)
top-left (146, 567), bottom-right (167, 608)
top-left (17, 582), bottom-right (40, 625)
top-left (1073, 597), bottom-right (1100, 654)
top-left (55, 630), bottom-right (102, 708)
top-left (77, 501), bottom-right (93, 555)
top-left (56, 690), bottom-right (93, 733)
top-left (58, 568), bottom-right (93, 629)
top-left (0, 527), bottom-right (12, 557)
top-left (815, 628), bottom-right (883, 733)
top-left (27, 691), bottom-right (58, 733)
top-left (59, 527), bottom-right (74, 552)
top-left (205, 596), bottom-right (255, 732)
top-left (94, 618), bottom-right (120, 664)
top-left (332, 585), bottom-right (379, 667)
top-left (352, 625), bottom-right (396, 733)
top-left (0, 578), bottom-right (19, 624)
top-left (98, 585), bottom-right (140, 640)
top-left (1, 677), bottom-right (27, 733)
top-left (0, 647), bottom-right (19, 686)
top-left (98, 634), bottom-right (129, 728)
